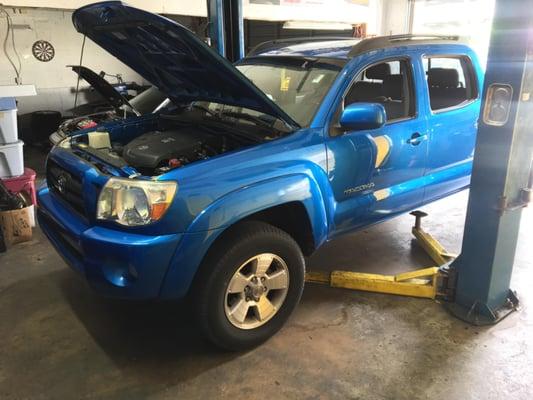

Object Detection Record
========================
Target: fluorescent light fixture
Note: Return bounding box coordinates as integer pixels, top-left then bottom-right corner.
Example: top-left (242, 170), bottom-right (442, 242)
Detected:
top-left (283, 21), bottom-right (354, 30)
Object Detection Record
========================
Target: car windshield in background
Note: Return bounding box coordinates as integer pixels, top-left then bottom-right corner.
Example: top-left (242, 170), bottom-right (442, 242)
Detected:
top-left (126, 86), bottom-right (168, 114)
top-left (235, 61), bottom-right (341, 127)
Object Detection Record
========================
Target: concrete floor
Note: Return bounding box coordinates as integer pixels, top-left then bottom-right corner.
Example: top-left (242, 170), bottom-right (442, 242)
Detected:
top-left (1, 151), bottom-right (532, 399)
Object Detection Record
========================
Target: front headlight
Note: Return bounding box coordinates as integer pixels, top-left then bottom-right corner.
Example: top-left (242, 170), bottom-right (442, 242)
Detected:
top-left (97, 178), bottom-right (177, 226)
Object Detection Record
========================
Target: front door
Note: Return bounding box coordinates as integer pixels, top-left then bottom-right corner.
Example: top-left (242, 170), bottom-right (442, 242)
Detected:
top-left (326, 56), bottom-right (428, 236)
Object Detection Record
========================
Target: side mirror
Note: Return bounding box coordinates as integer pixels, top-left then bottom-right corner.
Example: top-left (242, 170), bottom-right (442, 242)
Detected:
top-left (339, 102), bottom-right (386, 131)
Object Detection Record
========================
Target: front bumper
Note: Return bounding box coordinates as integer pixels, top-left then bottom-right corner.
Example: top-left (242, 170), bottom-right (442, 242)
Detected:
top-left (37, 187), bottom-right (182, 299)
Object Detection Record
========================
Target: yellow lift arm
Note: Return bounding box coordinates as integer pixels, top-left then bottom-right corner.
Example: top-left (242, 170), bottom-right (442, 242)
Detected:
top-left (305, 211), bottom-right (456, 301)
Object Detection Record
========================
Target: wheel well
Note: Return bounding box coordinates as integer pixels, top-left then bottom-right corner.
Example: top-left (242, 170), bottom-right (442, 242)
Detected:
top-left (188, 202), bottom-right (316, 299)
top-left (242, 202), bottom-right (316, 256)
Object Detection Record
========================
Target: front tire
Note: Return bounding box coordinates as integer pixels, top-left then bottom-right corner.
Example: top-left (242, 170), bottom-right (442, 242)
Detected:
top-left (195, 221), bottom-right (305, 351)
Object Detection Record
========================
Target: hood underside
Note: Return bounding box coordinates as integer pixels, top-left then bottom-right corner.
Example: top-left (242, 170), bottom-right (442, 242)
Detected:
top-left (72, 1), bottom-right (299, 129)
top-left (69, 65), bottom-right (138, 114)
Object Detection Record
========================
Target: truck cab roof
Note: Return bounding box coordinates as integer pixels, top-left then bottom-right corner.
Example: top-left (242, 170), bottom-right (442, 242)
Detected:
top-left (249, 34), bottom-right (468, 60)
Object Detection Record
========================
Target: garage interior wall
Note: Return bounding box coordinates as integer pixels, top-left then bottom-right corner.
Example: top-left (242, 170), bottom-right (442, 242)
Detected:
top-left (0, 7), bottom-right (206, 116)
top-left (0, 0), bottom-right (494, 117)
top-left (380, 0), bottom-right (409, 35)
top-left (0, 7), bottom-right (149, 115)
top-left (0, 1), bottom-right (383, 117)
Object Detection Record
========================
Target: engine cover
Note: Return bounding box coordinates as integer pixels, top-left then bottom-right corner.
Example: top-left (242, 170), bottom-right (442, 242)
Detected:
top-left (122, 128), bottom-right (207, 168)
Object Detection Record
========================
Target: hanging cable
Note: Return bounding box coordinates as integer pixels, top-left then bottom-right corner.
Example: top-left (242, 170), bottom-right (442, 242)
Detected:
top-left (0, 5), bottom-right (21, 84)
top-left (74, 34), bottom-right (87, 109)
top-left (2, 6), bottom-right (21, 83)
top-left (9, 11), bottom-right (21, 81)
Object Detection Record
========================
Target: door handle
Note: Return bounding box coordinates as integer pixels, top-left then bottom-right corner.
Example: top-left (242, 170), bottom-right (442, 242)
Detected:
top-left (407, 132), bottom-right (428, 146)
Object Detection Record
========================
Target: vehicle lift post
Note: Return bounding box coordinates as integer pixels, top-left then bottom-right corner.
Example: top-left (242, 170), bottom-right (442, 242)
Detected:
top-left (446, 0), bottom-right (532, 325)
top-left (206, 0), bottom-right (245, 62)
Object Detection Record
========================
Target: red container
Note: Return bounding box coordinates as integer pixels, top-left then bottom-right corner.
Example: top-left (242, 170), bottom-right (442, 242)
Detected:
top-left (2, 168), bottom-right (37, 206)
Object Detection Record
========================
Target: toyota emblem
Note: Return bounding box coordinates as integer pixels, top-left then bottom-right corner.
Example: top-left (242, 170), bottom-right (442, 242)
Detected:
top-left (56, 174), bottom-right (68, 194)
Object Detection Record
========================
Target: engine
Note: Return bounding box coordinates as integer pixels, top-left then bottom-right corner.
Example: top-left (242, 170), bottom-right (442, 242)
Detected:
top-left (70, 115), bottom-right (271, 176)
top-left (121, 126), bottom-right (232, 174)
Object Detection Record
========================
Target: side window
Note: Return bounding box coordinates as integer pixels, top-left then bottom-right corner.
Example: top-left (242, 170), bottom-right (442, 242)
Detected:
top-left (424, 56), bottom-right (478, 111)
top-left (344, 59), bottom-right (415, 122)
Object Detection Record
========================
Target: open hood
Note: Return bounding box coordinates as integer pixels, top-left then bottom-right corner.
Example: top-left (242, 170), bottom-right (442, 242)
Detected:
top-left (69, 65), bottom-right (139, 115)
top-left (72, 1), bottom-right (300, 129)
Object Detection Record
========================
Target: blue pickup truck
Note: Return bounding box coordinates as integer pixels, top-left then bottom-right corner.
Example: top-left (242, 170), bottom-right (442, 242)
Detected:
top-left (38, 2), bottom-right (483, 350)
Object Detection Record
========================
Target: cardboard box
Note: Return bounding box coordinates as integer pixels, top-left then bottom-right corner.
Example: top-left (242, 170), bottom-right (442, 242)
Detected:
top-left (0, 207), bottom-right (32, 247)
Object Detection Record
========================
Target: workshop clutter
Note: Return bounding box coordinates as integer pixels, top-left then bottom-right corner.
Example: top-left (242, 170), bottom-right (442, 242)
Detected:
top-left (0, 108), bottom-right (18, 143)
top-left (0, 176), bottom-right (34, 251)
top-left (1, 91), bottom-right (35, 251)
top-left (0, 97), bottom-right (24, 178)
top-left (2, 168), bottom-right (37, 206)
top-left (0, 140), bottom-right (24, 177)
top-left (0, 99), bottom-right (24, 179)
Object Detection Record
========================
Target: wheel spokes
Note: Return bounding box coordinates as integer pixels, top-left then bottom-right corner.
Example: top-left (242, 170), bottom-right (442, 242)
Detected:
top-left (227, 272), bottom-right (249, 294)
top-left (253, 254), bottom-right (274, 276)
top-left (254, 296), bottom-right (276, 321)
top-left (225, 253), bottom-right (290, 329)
top-left (265, 269), bottom-right (289, 290)
top-left (229, 299), bottom-right (250, 324)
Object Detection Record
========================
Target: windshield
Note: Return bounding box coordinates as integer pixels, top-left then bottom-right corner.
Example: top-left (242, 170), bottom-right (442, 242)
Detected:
top-left (126, 86), bottom-right (168, 114)
top-left (234, 61), bottom-right (340, 127)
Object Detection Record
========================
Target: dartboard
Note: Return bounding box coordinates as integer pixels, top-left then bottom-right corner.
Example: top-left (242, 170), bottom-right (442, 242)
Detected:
top-left (32, 40), bottom-right (55, 62)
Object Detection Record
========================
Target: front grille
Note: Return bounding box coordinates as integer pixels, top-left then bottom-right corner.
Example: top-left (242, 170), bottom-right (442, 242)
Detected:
top-left (47, 159), bottom-right (87, 218)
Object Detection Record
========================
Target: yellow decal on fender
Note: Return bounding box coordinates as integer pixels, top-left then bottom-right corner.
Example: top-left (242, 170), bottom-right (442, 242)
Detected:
top-left (372, 135), bottom-right (392, 168)
top-left (373, 188), bottom-right (391, 201)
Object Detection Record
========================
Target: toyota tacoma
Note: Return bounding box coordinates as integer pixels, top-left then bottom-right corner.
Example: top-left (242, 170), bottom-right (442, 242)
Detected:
top-left (38, 2), bottom-right (483, 350)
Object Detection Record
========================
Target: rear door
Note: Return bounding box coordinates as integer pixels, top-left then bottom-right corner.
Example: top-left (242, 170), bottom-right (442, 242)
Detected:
top-left (326, 55), bottom-right (429, 236)
top-left (422, 54), bottom-right (481, 202)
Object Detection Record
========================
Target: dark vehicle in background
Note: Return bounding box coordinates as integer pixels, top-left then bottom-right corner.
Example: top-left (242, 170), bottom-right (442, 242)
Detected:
top-left (49, 66), bottom-right (169, 145)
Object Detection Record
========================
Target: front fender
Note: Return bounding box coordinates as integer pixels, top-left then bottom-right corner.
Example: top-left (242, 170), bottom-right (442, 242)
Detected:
top-left (188, 174), bottom-right (328, 244)
top-left (159, 174), bottom-right (329, 299)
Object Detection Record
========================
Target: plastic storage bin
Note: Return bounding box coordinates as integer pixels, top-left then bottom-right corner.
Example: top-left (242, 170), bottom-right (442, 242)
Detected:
top-left (0, 140), bottom-right (24, 178)
top-left (0, 109), bottom-right (18, 144)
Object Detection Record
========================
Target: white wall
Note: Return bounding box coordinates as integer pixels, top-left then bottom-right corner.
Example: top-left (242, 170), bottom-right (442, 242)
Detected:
top-left (4, 1), bottom-right (377, 25)
top-left (246, 0), bottom-right (376, 29)
top-left (0, 7), bottom-right (148, 114)
top-left (380, 0), bottom-right (409, 35)
top-left (2, 0), bottom-right (208, 16)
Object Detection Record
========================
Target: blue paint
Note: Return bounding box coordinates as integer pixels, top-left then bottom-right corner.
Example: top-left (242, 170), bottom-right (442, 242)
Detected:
top-left (38, 2), bottom-right (484, 300)
top-left (259, 39), bottom-right (361, 59)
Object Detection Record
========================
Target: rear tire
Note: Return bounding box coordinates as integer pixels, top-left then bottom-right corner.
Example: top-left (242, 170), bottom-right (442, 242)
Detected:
top-left (195, 221), bottom-right (305, 351)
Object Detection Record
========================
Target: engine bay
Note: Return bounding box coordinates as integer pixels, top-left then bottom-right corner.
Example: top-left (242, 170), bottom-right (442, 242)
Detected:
top-left (67, 113), bottom-right (283, 176)
top-left (121, 126), bottom-right (239, 175)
